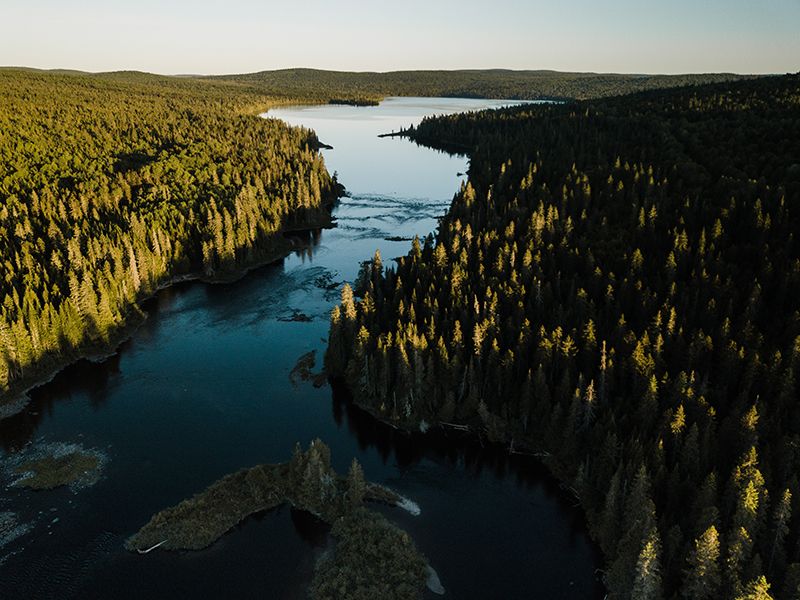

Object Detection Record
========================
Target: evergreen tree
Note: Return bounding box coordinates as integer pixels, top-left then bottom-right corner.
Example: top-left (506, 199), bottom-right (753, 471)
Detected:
top-left (346, 458), bottom-right (366, 509)
top-left (735, 575), bottom-right (774, 600)
top-left (632, 528), bottom-right (663, 600)
top-left (682, 525), bottom-right (721, 599)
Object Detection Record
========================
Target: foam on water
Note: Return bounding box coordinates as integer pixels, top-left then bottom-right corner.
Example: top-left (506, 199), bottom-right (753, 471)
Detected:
top-left (396, 496), bottom-right (421, 516)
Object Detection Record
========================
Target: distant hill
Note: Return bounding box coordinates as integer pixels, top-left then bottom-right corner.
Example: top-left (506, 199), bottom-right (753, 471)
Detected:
top-left (0, 66), bottom-right (762, 103)
top-left (212, 67), bottom-right (760, 101)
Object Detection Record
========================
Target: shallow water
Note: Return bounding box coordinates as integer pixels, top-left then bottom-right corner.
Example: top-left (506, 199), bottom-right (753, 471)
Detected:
top-left (0, 97), bottom-right (603, 599)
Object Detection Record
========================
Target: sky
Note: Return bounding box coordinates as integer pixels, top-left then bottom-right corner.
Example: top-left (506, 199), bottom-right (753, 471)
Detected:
top-left (2, 0), bottom-right (798, 75)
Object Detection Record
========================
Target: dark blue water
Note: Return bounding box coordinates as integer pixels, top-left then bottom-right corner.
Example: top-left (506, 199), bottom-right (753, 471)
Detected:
top-left (0, 98), bottom-right (602, 599)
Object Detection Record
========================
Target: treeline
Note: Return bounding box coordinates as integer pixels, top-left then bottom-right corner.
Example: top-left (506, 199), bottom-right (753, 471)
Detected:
top-left (327, 74), bottom-right (800, 598)
top-left (218, 68), bottom-right (756, 102)
top-left (0, 69), bottom-right (341, 400)
top-left (11, 67), bottom-right (758, 104)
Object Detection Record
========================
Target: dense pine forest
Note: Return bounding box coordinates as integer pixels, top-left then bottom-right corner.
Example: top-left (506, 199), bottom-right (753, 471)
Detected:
top-left (0, 69), bottom-right (340, 401)
top-left (0, 67), bottom-right (749, 408)
top-left (327, 74), bottom-right (800, 598)
top-left (3, 65), bottom-right (794, 597)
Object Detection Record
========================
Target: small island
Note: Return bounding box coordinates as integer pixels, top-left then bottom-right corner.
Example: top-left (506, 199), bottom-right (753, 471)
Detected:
top-left (127, 440), bottom-right (438, 599)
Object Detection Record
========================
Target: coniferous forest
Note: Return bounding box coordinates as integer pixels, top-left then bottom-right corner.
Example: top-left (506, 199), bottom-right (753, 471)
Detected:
top-left (3, 63), bottom-right (800, 599)
top-left (0, 67), bottom-right (740, 405)
top-left (327, 74), bottom-right (800, 599)
top-left (215, 68), bottom-right (750, 103)
top-left (0, 69), bottom-right (340, 400)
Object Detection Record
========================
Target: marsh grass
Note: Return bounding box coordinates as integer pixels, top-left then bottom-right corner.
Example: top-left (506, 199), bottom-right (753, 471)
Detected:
top-left (14, 453), bottom-right (100, 490)
top-left (6, 442), bottom-right (106, 491)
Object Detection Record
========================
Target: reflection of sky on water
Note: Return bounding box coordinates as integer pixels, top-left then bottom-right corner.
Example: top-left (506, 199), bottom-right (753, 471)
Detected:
top-left (267, 97), bottom-right (529, 200)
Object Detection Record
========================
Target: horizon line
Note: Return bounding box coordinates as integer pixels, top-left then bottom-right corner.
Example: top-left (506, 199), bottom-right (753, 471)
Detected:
top-left (1, 65), bottom-right (791, 79)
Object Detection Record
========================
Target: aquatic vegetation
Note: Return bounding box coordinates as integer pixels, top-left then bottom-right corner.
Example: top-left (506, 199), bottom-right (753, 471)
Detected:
top-left (313, 271), bottom-right (342, 291)
top-left (278, 310), bottom-right (314, 323)
top-left (0, 510), bottom-right (34, 568)
top-left (6, 442), bottom-right (106, 491)
top-left (0, 442), bottom-right (105, 568)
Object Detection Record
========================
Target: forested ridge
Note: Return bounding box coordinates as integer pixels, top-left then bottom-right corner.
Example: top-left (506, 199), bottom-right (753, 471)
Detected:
top-left (7, 67), bottom-right (753, 105)
top-left (217, 68), bottom-right (754, 102)
top-left (0, 69), bottom-right (341, 402)
top-left (327, 74), bottom-right (800, 598)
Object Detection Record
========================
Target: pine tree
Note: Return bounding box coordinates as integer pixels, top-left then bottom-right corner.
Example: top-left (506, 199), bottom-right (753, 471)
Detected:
top-left (766, 488), bottom-right (791, 577)
top-left (632, 527), bottom-right (663, 600)
top-left (735, 575), bottom-right (773, 600)
top-left (346, 458), bottom-right (366, 508)
top-left (682, 525), bottom-right (721, 599)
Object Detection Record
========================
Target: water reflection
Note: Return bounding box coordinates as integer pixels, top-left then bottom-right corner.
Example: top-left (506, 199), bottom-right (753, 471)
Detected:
top-left (289, 508), bottom-right (330, 547)
top-left (332, 378), bottom-right (568, 505)
top-left (328, 380), bottom-right (605, 597)
top-left (286, 227), bottom-right (325, 264)
top-left (1, 353), bottom-right (121, 451)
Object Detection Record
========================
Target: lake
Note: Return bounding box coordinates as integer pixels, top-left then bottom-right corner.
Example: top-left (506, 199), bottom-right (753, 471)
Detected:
top-left (0, 97), bottom-right (602, 599)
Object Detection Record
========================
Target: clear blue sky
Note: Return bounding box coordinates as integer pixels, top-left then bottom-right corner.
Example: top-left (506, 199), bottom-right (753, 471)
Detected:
top-left (2, 0), bottom-right (798, 75)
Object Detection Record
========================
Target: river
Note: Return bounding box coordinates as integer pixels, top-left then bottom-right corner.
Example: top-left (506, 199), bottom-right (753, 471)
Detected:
top-left (0, 97), bottom-right (602, 599)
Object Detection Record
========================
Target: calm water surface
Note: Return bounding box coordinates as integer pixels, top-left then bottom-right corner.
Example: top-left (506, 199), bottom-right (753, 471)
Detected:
top-left (0, 98), bottom-right (603, 599)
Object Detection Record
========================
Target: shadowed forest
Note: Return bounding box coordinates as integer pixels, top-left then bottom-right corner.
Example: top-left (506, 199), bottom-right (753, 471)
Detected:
top-left (327, 74), bottom-right (800, 599)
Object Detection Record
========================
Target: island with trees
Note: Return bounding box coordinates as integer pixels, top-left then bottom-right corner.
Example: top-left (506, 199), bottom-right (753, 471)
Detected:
top-left (127, 440), bottom-right (434, 600)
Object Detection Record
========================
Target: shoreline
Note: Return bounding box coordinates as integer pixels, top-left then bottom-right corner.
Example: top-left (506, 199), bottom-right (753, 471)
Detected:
top-left (0, 209), bottom-right (336, 420)
top-left (331, 377), bottom-right (607, 593)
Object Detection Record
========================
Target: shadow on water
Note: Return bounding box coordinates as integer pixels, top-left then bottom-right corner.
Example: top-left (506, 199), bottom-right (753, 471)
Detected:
top-left (285, 228), bottom-right (325, 264)
top-left (290, 507), bottom-right (330, 547)
top-left (329, 379), bottom-right (607, 598)
top-left (0, 354), bottom-right (121, 452)
top-left (0, 228), bottom-right (326, 452)
top-left (331, 378), bottom-right (594, 533)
